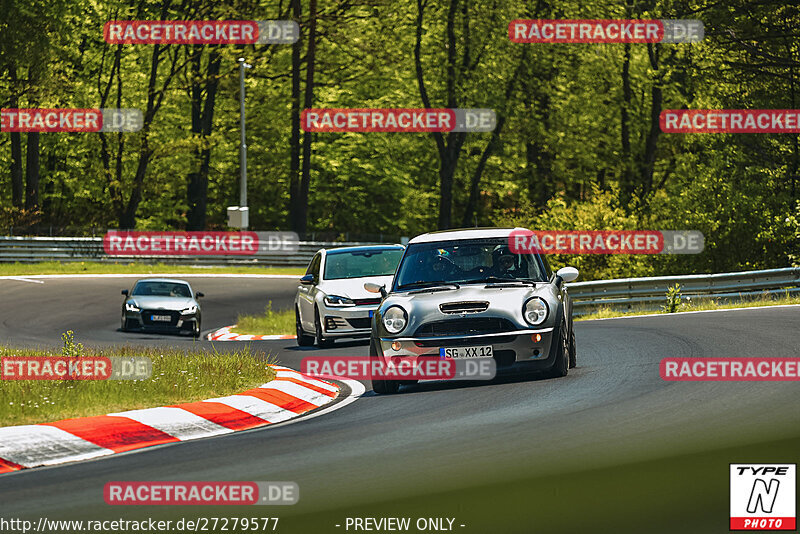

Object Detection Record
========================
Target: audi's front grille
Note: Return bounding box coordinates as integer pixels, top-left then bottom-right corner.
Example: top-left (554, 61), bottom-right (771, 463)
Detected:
top-left (413, 318), bottom-right (516, 337)
top-left (141, 310), bottom-right (179, 327)
top-left (439, 301), bottom-right (489, 314)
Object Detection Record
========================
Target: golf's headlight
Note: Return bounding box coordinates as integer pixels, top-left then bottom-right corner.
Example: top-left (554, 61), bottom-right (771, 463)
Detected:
top-left (324, 295), bottom-right (355, 307)
top-left (523, 297), bottom-right (548, 326)
top-left (382, 306), bottom-right (408, 334)
top-left (125, 302), bottom-right (140, 312)
top-left (181, 305), bottom-right (198, 315)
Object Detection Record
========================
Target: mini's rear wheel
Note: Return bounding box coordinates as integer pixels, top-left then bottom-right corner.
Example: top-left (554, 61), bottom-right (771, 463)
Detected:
top-left (568, 328), bottom-right (577, 369)
top-left (546, 321), bottom-right (569, 378)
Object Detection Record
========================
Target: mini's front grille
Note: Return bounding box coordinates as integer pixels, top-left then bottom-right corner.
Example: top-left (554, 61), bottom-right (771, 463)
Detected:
top-left (413, 318), bottom-right (516, 338)
top-left (353, 298), bottom-right (382, 306)
top-left (141, 310), bottom-right (179, 326)
top-left (346, 317), bottom-right (372, 329)
top-left (413, 335), bottom-right (516, 347)
top-left (439, 301), bottom-right (489, 314)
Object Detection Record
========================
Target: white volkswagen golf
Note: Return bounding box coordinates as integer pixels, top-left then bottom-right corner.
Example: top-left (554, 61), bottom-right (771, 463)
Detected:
top-left (295, 245), bottom-right (404, 347)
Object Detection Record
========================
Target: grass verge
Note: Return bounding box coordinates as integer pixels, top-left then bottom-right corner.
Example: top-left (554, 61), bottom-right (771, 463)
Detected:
top-left (0, 261), bottom-right (304, 277)
top-left (577, 292), bottom-right (800, 321)
top-left (235, 302), bottom-right (295, 335)
top-left (0, 341), bottom-right (276, 426)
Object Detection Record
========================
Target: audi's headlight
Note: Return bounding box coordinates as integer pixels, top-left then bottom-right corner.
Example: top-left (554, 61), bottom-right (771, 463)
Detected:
top-left (181, 305), bottom-right (198, 315)
top-left (523, 297), bottom-right (548, 326)
top-left (324, 295), bottom-right (355, 307)
top-left (125, 302), bottom-right (140, 312)
top-left (382, 306), bottom-right (408, 334)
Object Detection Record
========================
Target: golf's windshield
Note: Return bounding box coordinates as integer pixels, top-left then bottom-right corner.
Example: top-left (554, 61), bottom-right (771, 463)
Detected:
top-left (132, 281), bottom-right (192, 298)
top-left (323, 248), bottom-right (404, 280)
top-left (394, 238), bottom-right (548, 289)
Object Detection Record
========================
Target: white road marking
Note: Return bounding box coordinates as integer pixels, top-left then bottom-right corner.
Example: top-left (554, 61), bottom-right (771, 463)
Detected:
top-left (5, 277), bottom-right (45, 284)
top-left (0, 425), bottom-right (113, 467)
top-left (581, 303), bottom-right (800, 322)
top-left (108, 406), bottom-right (232, 440)
top-left (201, 395), bottom-right (297, 424)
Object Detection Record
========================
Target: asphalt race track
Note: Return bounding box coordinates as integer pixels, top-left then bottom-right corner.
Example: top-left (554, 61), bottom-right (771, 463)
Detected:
top-left (1, 276), bottom-right (799, 533)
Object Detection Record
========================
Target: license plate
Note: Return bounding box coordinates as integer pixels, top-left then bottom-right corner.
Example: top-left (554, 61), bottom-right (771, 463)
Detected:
top-left (151, 315), bottom-right (171, 322)
top-left (439, 346), bottom-right (493, 359)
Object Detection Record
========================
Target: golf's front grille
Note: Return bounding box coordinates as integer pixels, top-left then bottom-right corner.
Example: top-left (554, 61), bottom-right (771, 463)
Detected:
top-left (346, 317), bottom-right (372, 329)
top-left (413, 318), bottom-right (516, 338)
top-left (353, 298), bottom-right (382, 306)
top-left (141, 310), bottom-right (179, 327)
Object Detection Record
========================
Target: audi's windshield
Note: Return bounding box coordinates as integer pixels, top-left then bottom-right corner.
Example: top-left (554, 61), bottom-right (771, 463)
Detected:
top-left (394, 238), bottom-right (548, 290)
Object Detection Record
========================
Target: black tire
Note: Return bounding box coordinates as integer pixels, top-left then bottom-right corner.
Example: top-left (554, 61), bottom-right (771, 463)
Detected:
top-left (370, 337), bottom-right (399, 394)
top-left (120, 317), bottom-right (127, 332)
top-left (546, 321), bottom-right (569, 378)
top-left (314, 307), bottom-right (334, 347)
top-left (568, 327), bottom-right (577, 369)
top-left (192, 320), bottom-right (201, 338)
top-left (296, 308), bottom-right (315, 347)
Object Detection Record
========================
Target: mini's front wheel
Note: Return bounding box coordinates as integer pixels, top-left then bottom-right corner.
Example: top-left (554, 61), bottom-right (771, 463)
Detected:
top-left (369, 337), bottom-right (399, 394)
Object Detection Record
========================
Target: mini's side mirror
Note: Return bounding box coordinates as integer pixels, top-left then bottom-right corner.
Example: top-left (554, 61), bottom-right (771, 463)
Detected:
top-left (121, 289), bottom-right (129, 296)
top-left (300, 274), bottom-right (315, 285)
top-left (196, 292), bottom-right (204, 298)
top-left (556, 266), bottom-right (579, 284)
top-left (364, 282), bottom-right (387, 298)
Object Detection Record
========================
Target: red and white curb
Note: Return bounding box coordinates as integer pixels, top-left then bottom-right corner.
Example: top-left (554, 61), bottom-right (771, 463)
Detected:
top-left (0, 366), bottom-right (339, 474)
top-left (207, 325), bottom-right (296, 342)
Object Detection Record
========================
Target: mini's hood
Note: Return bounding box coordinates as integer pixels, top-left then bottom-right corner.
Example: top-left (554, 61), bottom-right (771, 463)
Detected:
top-left (129, 296), bottom-right (196, 310)
top-left (380, 283), bottom-right (559, 336)
top-left (316, 275), bottom-right (394, 299)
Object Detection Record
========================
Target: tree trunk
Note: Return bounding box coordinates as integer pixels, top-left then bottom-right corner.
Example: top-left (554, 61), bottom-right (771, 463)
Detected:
top-left (297, 0), bottom-right (318, 236)
top-left (288, 0), bottom-right (303, 233)
top-left (187, 47), bottom-right (221, 231)
top-left (620, 41), bottom-right (634, 208)
top-left (24, 132), bottom-right (40, 211)
top-left (8, 64), bottom-right (24, 208)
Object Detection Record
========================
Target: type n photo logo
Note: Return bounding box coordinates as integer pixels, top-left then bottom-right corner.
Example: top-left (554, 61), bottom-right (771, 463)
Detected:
top-left (730, 464), bottom-right (796, 530)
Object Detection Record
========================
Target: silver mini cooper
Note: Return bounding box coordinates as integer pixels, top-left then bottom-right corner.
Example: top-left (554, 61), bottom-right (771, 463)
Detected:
top-left (366, 228), bottom-right (579, 394)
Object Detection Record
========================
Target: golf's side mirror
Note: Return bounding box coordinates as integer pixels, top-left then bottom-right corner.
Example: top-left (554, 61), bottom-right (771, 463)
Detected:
top-left (121, 289), bottom-right (129, 296)
top-left (364, 282), bottom-right (387, 298)
top-left (299, 274), bottom-right (315, 285)
top-left (196, 292), bottom-right (204, 298)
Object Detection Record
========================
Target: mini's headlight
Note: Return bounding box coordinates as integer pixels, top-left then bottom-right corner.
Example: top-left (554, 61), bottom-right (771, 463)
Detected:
top-left (125, 302), bottom-right (140, 312)
top-left (523, 297), bottom-right (548, 326)
top-left (324, 295), bottom-right (355, 307)
top-left (382, 306), bottom-right (408, 334)
top-left (181, 305), bottom-right (198, 315)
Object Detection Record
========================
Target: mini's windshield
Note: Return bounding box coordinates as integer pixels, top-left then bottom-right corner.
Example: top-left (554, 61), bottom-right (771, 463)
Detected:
top-left (323, 248), bottom-right (404, 280)
top-left (394, 238), bottom-right (548, 290)
top-left (132, 281), bottom-right (192, 298)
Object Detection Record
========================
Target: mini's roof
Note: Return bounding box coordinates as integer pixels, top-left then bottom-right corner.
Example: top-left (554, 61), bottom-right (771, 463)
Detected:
top-left (408, 227), bottom-right (529, 244)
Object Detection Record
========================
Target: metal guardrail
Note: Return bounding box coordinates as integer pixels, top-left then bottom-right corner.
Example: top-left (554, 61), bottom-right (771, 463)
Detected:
top-left (567, 267), bottom-right (800, 315)
top-left (1, 236), bottom-right (798, 313)
top-left (0, 235), bottom-right (375, 267)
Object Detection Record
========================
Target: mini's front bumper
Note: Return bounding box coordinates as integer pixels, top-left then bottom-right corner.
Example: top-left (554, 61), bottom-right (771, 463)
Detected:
top-left (378, 327), bottom-right (555, 368)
